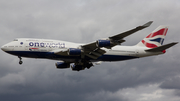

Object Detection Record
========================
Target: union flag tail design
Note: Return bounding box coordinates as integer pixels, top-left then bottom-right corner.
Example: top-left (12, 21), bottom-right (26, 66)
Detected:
top-left (136, 26), bottom-right (168, 48)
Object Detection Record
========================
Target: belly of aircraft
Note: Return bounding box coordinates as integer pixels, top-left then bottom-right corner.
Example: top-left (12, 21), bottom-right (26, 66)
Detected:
top-left (5, 51), bottom-right (139, 62)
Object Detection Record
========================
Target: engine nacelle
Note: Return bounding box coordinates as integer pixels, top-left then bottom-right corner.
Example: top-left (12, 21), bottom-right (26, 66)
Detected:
top-left (55, 62), bottom-right (70, 69)
top-left (71, 65), bottom-right (85, 71)
top-left (68, 48), bottom-right (81, 55)
top-left (96, 40), bottom-right (111, 47)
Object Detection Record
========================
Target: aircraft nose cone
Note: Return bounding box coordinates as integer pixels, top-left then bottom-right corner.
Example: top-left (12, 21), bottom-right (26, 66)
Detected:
top-left (1, 46), bottom-right (4, 51)
top-left (1, 45), bottom-right (6, 51)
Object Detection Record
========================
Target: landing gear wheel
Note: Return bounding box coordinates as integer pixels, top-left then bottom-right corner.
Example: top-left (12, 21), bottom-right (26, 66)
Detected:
top-left (18, 56), bottom-right (23, 65)
top-left (19, 61), bottom-right (23, 65)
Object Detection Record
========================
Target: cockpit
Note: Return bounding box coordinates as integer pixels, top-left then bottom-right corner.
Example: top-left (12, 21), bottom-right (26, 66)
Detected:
top-left (13, 39), bottom-right (18, 41)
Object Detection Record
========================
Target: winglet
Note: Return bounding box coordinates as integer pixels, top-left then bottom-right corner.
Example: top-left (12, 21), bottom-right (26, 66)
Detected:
top-left (145, 42), bottom-right (178, 52)
top-left (142, 21), bottom-right (153, 27)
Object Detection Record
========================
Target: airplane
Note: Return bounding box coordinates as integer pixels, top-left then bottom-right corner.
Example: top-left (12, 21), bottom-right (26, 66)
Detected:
top-left (1, 21), bottom-right (178, 71)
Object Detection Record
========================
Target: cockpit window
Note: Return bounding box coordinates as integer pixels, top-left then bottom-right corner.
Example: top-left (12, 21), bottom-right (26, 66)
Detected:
top-left (13, 39), bottom-right (18, 41)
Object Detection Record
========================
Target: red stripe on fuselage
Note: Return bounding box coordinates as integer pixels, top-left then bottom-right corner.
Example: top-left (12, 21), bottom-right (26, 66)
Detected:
top-left (30, 48), bottom-right (39, 49)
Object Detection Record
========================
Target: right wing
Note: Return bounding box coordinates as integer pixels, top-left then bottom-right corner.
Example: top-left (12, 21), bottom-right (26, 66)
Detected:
top-left (82, 21), bottom-right (153, 59)
top-left (109, 21), bottom-right (153, 40)
top-left (54, 21), bottom-right (153, 60)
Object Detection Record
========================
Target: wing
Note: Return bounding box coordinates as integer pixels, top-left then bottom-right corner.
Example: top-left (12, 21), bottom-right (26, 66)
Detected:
top-left (53, 48), bottom-right (69, 55)
top-left (82, 21), bottom-right (153, 59)
top-left (54, 21), bottom-right (153, 60)
top-left (109, 21), bottom-right (153, 40)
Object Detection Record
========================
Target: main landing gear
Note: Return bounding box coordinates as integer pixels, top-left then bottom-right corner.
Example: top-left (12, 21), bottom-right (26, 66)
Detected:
top-left (18, 56), bottom-right (23, 65)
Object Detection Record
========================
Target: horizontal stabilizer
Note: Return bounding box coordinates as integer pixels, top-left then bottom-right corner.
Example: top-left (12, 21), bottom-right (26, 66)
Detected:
top-left (145, 42), bottom-right (178, 52)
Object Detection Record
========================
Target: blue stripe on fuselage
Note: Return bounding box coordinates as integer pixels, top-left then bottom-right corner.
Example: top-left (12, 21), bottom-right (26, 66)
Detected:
top-left (97, 55), bottom-right (138, 61)
top-left (5, 51), bottom-right (138, 61)
top-left (5, 51), bottom-right (80, 60)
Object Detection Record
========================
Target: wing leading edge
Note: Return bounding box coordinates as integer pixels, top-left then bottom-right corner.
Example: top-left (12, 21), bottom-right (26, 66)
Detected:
top-left (109, 21), bottom-right (153, 40)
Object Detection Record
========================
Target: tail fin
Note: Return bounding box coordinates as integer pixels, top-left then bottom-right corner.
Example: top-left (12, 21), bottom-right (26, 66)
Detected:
top-left (136, 26), bottom-right (168, 48)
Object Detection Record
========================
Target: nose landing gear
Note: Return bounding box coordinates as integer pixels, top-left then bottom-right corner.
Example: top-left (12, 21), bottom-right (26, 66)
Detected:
top-left (18, 56), bottom-right (23, 65)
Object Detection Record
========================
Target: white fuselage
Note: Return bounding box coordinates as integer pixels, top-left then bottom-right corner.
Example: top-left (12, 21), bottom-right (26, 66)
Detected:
top-left (1, 38), bottom-right (163, 62)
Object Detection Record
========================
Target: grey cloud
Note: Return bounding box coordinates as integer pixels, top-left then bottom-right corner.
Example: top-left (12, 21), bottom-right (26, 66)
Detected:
top-left (160, 76), bottom-right (180, 90)
top-left (159, 76), bottom-right (180, 97)
top-left (0, 0), bottom-right (180, 101)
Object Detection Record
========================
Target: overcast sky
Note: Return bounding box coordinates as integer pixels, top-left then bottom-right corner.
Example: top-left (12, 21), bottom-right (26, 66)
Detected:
top-left (0, 0), bottom-right (180, 101)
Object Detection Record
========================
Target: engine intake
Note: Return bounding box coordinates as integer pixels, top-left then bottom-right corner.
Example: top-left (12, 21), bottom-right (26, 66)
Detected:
top-left (96, 40), bottom-right (111, 47)
top-left (68, 48), bottom-right (81, 55)
top-left (56, 62), bottom-right (70, 69)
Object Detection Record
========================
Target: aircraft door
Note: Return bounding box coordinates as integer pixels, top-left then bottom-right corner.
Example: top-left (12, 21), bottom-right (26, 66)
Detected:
top-left (24, 42), bottom-right (29, 51)
top-left (136, 49), bottom-right (139, 57)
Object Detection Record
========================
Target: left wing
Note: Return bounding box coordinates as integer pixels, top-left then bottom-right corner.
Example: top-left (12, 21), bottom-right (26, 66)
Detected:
top-left (53, 48), bottom-right (69, 55)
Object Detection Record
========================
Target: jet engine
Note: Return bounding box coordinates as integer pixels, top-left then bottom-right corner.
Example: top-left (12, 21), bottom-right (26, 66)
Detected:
top-left (68, 48), bottom-right (81, 55)
top-left (96, 40), bottom-right (111, 47)
top-left (55, 62), bottom-right (70, 69)
top-left (71, 65), bottom-right (85, 71)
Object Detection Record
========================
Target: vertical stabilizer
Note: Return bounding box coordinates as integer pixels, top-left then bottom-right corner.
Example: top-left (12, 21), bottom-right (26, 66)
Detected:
top-left (136, 26), bottom-right (168, 48)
